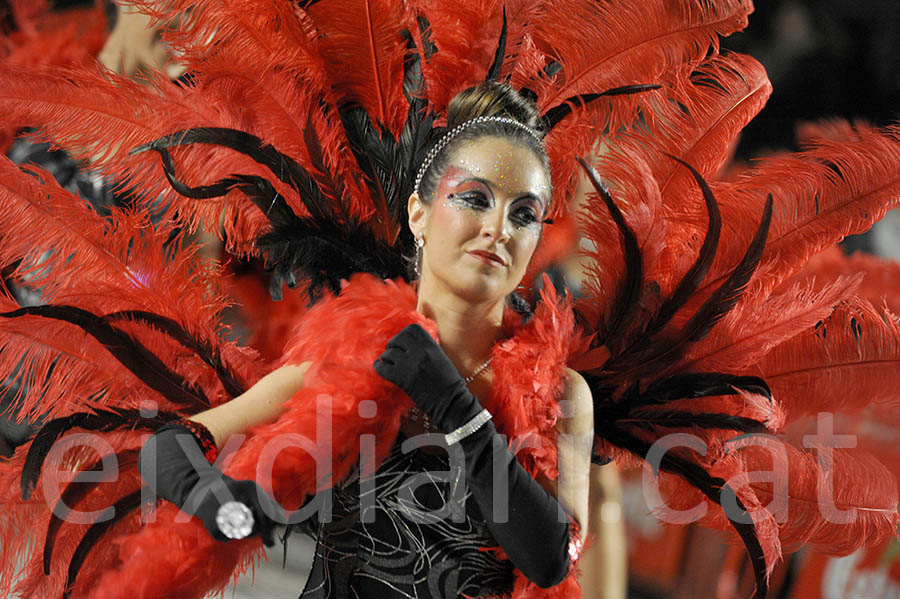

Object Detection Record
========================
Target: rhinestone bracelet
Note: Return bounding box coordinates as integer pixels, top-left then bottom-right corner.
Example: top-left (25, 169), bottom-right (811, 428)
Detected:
top-left (444, 408), bottom-right (493, 445)
top-left (568, 517), bottom-right (584, 563)
top-left (172, 418), bottom-right (218, 463)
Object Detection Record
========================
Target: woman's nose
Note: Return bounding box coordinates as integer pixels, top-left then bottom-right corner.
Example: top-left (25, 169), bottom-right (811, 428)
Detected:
top-left (481, 207), bottom-right (511, 242)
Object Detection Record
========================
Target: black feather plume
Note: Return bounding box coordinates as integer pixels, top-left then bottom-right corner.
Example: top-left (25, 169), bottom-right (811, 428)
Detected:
top-left (64, 489), bottom-right (148, 599)
top-left (608, 194), bottom-right (773, 378)
top-left (101, 310), bottom-right (245, 398)
top-left (644, 156), bottom-right (722, 334)
top-left (544, 84), bottom-right (661, 130)
top-left (1, 305), bottom-right (211, 410)
top-left (44, 449), bottom-right (140, 574)
top-left (597, 424), bottom-right (769, 599)
top-left (133, 127), bottom-right (335, 223)
top-left (618, 410), bottom-right (771, 434)
top-left (21, 408), bottom-right (178, 500)
top-left (485, 7), bottom-right (507, 81)
top-left (576, 157), bottom-right (643, 349)
top-left (639, 372), bottom-right (772, 407)
top-left (415, 14), bottom-right (437, 59)
top-left (257, 217), bottom-right (409, 302)
top-left (399, 23), bottom-right (436, 235)
top-left (302, 112), bottom-right (349, 220)
top-left (682, 194), bottom-right (774, 343)
top-left (338, 106), bottom-right (403, 243)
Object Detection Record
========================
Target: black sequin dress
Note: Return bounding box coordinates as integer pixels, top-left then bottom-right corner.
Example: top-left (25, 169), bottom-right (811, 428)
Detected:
top-left (299, 432), bottom-right (515, 598)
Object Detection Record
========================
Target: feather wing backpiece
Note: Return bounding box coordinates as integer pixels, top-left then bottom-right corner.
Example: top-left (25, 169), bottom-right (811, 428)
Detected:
top-left (0, 1), bottom-right (898, 598)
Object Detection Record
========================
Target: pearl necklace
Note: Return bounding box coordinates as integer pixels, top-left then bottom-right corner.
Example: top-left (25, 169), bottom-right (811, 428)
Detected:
top-left (409, 357), bottom-right (493, 434)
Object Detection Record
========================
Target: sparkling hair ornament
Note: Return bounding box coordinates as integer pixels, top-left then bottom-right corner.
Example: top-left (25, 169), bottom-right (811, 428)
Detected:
top-left (413, 116), bottom-right (545, 196)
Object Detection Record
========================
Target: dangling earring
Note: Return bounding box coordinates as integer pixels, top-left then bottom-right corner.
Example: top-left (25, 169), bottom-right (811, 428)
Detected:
top-left (414, 236), bottom-right (425, 278)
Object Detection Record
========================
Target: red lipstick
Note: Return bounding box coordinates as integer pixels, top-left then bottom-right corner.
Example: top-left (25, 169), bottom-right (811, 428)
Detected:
top-left (469, 250), bottom-right (506, 267)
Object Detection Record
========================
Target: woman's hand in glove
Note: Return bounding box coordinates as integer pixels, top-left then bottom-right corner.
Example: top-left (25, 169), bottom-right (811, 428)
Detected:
top-left (139, 424), bottom-right (282, 546)
top-left (374, 323), bottom-right (483, 431)
top-left (374, 323), bottom-right (574, 588)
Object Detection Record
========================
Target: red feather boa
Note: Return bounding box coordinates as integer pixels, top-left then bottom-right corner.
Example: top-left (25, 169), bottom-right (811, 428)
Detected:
top-left (87, 274), bottom-right (582, 599)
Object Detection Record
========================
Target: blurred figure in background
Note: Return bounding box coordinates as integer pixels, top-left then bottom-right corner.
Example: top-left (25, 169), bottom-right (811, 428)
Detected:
top-left (1, 1), bottom-right (185, 457)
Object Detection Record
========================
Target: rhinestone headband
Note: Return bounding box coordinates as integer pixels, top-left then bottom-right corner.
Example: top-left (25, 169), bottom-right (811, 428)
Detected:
top-left (413, 116), bottom-right (544, 195)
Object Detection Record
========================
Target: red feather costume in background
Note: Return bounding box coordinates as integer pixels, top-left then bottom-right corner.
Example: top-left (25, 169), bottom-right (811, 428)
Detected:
top-left (0, 1), bottom-right (899, 598)
top-left (0, 0), bottom-right (109, 153)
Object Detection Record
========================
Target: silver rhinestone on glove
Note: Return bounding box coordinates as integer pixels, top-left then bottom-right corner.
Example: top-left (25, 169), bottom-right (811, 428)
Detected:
top-left (216, 501), bottom-right (254, 540)
top-left (445, 408), bottom-right (493, 445)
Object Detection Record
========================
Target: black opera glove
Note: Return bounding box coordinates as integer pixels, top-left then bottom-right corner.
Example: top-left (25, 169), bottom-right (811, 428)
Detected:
top-left (138, 424), bottom-right (281, 547)
top-left (375, 324), bottom-right (572, 588)
top-left (373, 323), bottom-right (483, 431)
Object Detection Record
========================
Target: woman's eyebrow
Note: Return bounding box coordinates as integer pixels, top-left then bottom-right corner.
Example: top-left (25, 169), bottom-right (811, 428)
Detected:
top-left (462, 176), bottom-right (546, 204)
top-left (462, 176), bottom-right (494, 187)
top-left (514, 192), bottom-right (544, 203)
top-left (511, 192), bottom-right (549, 213)
top-left (456, 176), bottom-right (496, 197)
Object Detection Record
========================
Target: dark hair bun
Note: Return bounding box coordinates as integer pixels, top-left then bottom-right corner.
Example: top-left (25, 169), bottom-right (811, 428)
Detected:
top-left (446, 81), bottom-right (544, 135)
top-left (415, 81), bottom-right (550, 204)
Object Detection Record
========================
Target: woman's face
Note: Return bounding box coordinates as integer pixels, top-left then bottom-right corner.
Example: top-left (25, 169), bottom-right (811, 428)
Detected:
top-left (409, 136), bottom-right (550, 304)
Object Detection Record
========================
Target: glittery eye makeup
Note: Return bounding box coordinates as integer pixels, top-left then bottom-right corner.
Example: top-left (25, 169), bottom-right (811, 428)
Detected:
top-left (417, 138), bottom-right (549, 291)
top-left (509, 198), bottom-right (542, 230)
top-left (442, 174), bottom-right (495, 211)
top-left (442, 173), bottom-right (546, 235)
top-left (446, 191), bottom-right (491, 212)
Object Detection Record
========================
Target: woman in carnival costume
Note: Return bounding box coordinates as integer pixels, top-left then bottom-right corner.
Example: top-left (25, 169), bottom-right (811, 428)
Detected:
top-left (1, 1), bottom-right (899, 598)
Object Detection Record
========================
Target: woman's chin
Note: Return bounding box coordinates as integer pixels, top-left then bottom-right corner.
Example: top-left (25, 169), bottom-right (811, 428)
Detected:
top-left (420, 265), bottom-right (518, 305)
top-left (448, 274), bottom-right (515, 305)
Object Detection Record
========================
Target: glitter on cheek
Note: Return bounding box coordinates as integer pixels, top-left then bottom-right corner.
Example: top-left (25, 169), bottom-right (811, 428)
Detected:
top-left (443, 197), bottom-right (470, 212)
top-left (521, 225), bottom-right (542, 239)
top-left (441, 199), bottom-right (486, 230)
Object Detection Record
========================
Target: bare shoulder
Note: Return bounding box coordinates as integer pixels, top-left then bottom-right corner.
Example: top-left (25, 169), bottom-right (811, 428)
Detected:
top-left (557, 368), bottom-right (594, 436)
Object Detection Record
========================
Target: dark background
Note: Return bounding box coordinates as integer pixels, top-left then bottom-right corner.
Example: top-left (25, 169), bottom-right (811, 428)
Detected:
top-left (724, 0), bottom-right (900, 158)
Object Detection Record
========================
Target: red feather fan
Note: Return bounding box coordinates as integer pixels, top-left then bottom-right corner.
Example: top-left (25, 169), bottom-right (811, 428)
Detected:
top-left (740, 440), bottom-right (899, 555)
top-left (778, 245), bottom-right (900, 315)
top-left (0, 65), bottom-right (283, 242)
top-left (675, 274), bottom-right (862, 375)
top-left (518, 0), bottom-right (754, 211)
top-left (521, 0), bottom-right (753, 109)
top-left (614, 54), bottom-right (772, 285)
top-left (649, 54), bottom-right (772, 200)
top-left (704, 126), bottom-right (900, 299)
top-left (654, 436), bottom-right (899, 561)
top-left (305, 0), bottom-right (411, 135)
top-left (752, 298), bottom-right (900, 420)
top-left (629, 124), bottom-right (900, 332)
top-left (127, 0), bottom-right (330, 83)
top-left (0, 0), bottom-right (108, 152)
top-left (409, 0), bottom-right (540, 113)
top-left (0, 157), bottom-right (263, 420)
